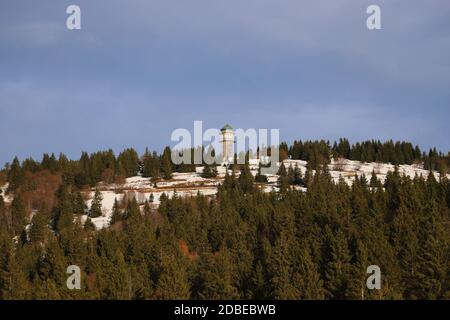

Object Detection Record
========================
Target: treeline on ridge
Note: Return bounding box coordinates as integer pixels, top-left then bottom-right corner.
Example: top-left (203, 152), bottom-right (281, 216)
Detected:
top-left (2, 138), bottom-right (449, 195)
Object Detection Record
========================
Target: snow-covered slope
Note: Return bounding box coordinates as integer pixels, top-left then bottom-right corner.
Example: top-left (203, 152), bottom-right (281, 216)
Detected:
top-left (83, 174), bottom-right (219, 230)
top-left (81, 158), bottom-right (449, 230)
top-left (3, 158), bottom-right (448, 231)
top-left (282, 158), bottom-right (446, 185)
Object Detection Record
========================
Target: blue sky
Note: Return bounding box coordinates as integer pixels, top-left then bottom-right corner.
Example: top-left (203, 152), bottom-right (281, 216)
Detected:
top-left (0, 0), bottom-right (449, 165)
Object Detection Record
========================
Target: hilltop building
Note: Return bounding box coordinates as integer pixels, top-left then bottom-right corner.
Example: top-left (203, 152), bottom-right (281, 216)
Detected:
top-left (220, 124), bottom-right (235, 164)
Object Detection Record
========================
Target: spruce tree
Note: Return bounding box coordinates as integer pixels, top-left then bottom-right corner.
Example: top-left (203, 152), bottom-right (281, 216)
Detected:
top-left (124, 197), bottom-right (140, 221)
top-left (304, 163), bottom-right (313, 188)
top-left (197, 249), bottom-right (240, 300)
top-left (324, 228), bottom-right (352, 299)
top-left (295, 246), bottom-right (325, 299)
top-left (29, 210), bottom-right (49, 244)
top-left (37, 239), bottom-right (67, 284)
top-left (369, 170), bottom-right (380, 188)
top-left (84, 217), bottom-right (96, 232)
top-left (293, 164), bottom-right (303, 185)
top-left (117, 148), bottom-right (140, 177)
top-left (414, 200), bottom-right (447, 299)
top-left (268, 235), bottom-right (298, 299)
top-left (143, 200), bottom-right (151, 215)
top-left (238, 163), bottom-right (254, 193)
top-left (202, 163), bottom-right (217, 178)
top-left (255, 163), bottom-right (268, 183)
top-left (248, 261), bottom-right (268, 299)
top-left (8, 157), bottom-right (24, 192)
top-left (11, 195), bottom-right (27, 236)
top-left (0, 244), bottom-right (32, 299)
top-left (392, 202), bottom-right (418, 298)
top-left (154, 254), bottom-right (191, 299)
top-left (55, 184), bottom-right (75, 233)
top-left (73, 191), bottom-right (86, 215)
top-left (347, 240), bottom-right (369, 300)
top-left (110, 198), bottom-right (122, 225)
top-left (277, 163), bottom-right (290, 193)
top-left (161, 147), bottom-right (173, 180)
top-left (89, 189), bottom-right (103, 218)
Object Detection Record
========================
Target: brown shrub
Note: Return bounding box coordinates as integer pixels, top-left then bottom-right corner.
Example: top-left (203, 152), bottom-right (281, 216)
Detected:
top-left (22, 170), bottom-right (62, 211)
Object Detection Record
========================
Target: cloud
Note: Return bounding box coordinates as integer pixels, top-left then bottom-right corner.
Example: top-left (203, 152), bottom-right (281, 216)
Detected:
top-left (0, 0), bottom-right (449, 164)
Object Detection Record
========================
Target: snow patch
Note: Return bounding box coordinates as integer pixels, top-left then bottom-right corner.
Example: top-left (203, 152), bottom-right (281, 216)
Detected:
top-left (82, 159), bottom-right (449, 231)
top-left (0, 183), bottom-right (13, 203)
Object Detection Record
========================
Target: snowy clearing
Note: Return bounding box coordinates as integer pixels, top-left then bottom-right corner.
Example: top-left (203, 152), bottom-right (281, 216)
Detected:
top-left (80, 158), bottom-right (450, 230)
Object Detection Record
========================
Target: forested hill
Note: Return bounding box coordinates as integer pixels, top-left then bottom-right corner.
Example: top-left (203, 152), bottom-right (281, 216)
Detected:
top-left (1, 139), bottom-right (449, 191)
top-left (0, 139), bottom-right (449, 300)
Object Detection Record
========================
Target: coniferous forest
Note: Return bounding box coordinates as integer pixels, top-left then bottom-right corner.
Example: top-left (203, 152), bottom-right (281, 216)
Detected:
top-left (0, 139), bottom-right (449, 300)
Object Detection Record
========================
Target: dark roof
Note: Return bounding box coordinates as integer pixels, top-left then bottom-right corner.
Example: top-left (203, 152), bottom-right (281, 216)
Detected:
top-left (221, 124), bottom-right (233, 131)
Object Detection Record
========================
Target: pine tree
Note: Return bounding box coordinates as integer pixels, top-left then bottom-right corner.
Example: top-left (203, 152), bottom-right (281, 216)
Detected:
top-left (161, 147), bottom-right (173, 180)
top-left (197, 249), bottom-right (240, 300)
top-left (73, 191), bottom-right (86, 215)
top-left (248, 261), bottom-right (268, 299)
top-left (99, 250), bottom-right (132, 299)
top-left (238, 163), bottom-right (254, 193)
top-left (255, 163), bottom-right (268, 183)
top-left (295, 246), bottom-right (325, 299)
top-left (0, 195), bottom-right (5, 233)
top-left (293, 164), bottom-right (304, 185)
top-left (37, 239), bottom-right (67, 287)
top-left (154, 253), bottom-right (191, 299)
top-left (414, 200), bottom-right (447, 299)
top-left (304, 162), bottom-right (314, 187)
top-left (369, 170), bottom-right (380, 188)
top-left (0, 243), bottom-right (32, 299)
top-left (54, 184), bottom-right (75, 233)
top-left (117, 148), bottom-right (140, 177)
top-left (143, 200), bottom-right (151, 215)
top-left (89, 189), bottom-right (103, 218)
top-left (84, 217), bottom-right (96, 232)
top-left (11, 194), bottom-right (27, 237)
top-left (202, 163), bottom-right (217, 178)
top-left (109, 198), bottom-right (122, 225)
top-left (347, 240), bottom-right (369, 300)
top-left (142, 150), bottom-right (161, 179)
top-left (124, 197), bottom-right (140, 221)
top-left (29, 210), bottom-right (49, 244)
top-left (277, 163), bottom-right (289, 193)
top-left (392, 202), bottom-right (418, 298)
top-left (268, 234), bottom-right (299, 299)
top-left (268, 203), bottom-right (299, 299)
top-left (7, 157), bottom-right (24, 192)
top-left (324, 228), bottom-right (352, 299)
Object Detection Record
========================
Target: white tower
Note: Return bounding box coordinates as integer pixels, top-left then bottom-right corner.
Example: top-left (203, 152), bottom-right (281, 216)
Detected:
top-left (220, 124), bottom-right (235, 163)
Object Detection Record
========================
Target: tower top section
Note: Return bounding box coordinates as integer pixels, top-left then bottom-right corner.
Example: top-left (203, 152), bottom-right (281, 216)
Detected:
top-left (221, 124), bottom-right (234, 132)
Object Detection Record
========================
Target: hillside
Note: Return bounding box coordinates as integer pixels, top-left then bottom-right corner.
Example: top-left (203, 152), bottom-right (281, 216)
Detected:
top-left (0, 142), bottom-right (449, 300)
top-left (69, 158), bottom-right (450, 230)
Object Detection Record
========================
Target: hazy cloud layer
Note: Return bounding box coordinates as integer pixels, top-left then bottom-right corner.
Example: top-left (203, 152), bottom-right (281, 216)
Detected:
top-left (0, 0), bottom-right (449, 164)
